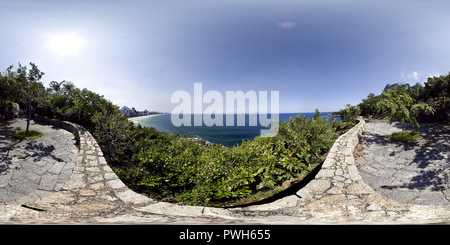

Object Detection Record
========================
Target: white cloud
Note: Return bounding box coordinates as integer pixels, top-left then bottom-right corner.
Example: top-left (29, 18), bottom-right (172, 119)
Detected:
top-left (400, 71), bottom-right (419, 80)
top-left (277, 21), bottom-right (297, 29)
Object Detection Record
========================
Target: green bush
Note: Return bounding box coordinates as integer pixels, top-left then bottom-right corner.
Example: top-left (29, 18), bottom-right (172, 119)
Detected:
top-left (389, 131), bottom-right (420, 143)
top-left (338, 104), bottom-right (361, 125)
top-left (12, 129), bottom-right (43, 140)
top-left (39, 81), bottom-right (349, 207)
top-left (114, 109), bottom-right (346, 206)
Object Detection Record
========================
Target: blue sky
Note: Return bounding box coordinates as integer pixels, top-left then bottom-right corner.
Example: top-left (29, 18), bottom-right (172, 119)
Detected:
top-left (1, 0), bottom-right (450, 113)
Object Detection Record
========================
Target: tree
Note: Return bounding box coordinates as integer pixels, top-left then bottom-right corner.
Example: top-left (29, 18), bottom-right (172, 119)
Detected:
top-left (408, 82), bottom-right (426, 102)
top-left (376, 84), bottom-right (435, 137)
top-left (0, 65), bottom-right (21, 122)
top-left (15, 62), bottom-right (46, 136)
top-left (424, 73), bottom-right (450, 123)
top-left (48, 80), bottom-right (75, 97)
top-left (358, 93), bottom-right (381, 118)
top-left (43, 80), bottom-right (76, 120)
top-left (338, 104), bottom-right (361, 124)
top-left (69, 87), bottom-right (120, 130)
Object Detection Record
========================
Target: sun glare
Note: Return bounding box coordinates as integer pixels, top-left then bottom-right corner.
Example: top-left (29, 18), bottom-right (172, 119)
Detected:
top-left (46, 33), bottom-right (84, 55)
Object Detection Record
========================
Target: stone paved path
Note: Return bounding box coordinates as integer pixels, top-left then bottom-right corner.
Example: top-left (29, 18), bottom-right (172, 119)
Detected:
top-left (357, 120), bottom-right (450, 206)
top-left (4, 118), bottom-right (450, 224)
top-left (0, 118), bottom-right (78, 204)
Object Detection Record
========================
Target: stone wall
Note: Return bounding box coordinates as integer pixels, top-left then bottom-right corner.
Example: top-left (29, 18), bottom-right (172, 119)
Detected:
top-left (19, 115), bottom-right (450, 222)
top-left (241, 118), bottom-right (374, 212)
top-left (33, 115), bottom-right (391, 218)
top-left (295, 118), bottom-right (371, 200)
top-left (32, 115), bottom-right (155, 212)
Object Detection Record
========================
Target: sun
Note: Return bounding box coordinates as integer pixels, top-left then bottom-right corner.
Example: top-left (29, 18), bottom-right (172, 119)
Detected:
top-left (46, 33), bottom-right (84, 55)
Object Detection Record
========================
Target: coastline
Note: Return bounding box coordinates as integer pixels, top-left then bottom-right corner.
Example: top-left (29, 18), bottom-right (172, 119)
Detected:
top-left (127, 114), bottom-right (164, 122)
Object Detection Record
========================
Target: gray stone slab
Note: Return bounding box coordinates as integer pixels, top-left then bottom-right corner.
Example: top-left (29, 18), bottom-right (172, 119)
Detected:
top-left (408, 180), bottom-right (444, 191)
top-left (48, 161), bottom-right (66, 175)
top-left (61, 161), bottom-right (75, 172)
top-left (54, 154), bottom-right (71, 163)
top-left (395, 158), bottom-right (408, 164)
top-left (361, 164), bottom-right (378, 174)
top-left (412, 191), bottom-right (450, 206)
top-left (405, 163), bottom-right (427, 171)
top-left (381, 189), bottom-right (420, 204)
top-left (17, 190), bottom-right (51, 203)
top-left (12, 169), bottom-right (26, 180)
top-left (17, 160), bottom-right (39, 172)
top-left (388, 179), bottom-right (409, 190)
top-left (33, 162), bottom-right (54, 175)
top-left (442, 189), bottom-right (450, 198)
top-left (67, 153), bottom-right (79, 162)
top-left (372, 168), bottom-right (397, 179)
top-left (374, 155), bottom-right (386, 162)
top-left (0, 174), bottom-right (12, 187)
top-left (370, 163), bottom-right (386, 170)
top-left (355, 157), bottom-right (366, 165)
top-left (9, 176), bottom-right (30, 186)
top-left (8, 180), bottom-right (37, 195)
top-left (54, 182), bottom-right (65, 192)
top-left (363, 159), bottom-right (376, 166)
top-left (56, 172), bottom-right (71, 185)
top-left (385, 161), bottom-right (406, 169)
top-left (359, 171), bottom-right (379, 185)
top-left (38, 173), bottom-right (58, 191)
top-left (363, 152), bottom-right (375, 159)
top-left (371, 177), bottom-right (394, 189)
top-left (394, 170), bottom-right (418, 180)
top-left (0, 188), bottom-right (24, 202)
top-left (373, 148), bottom-right (387, 156)
top-left (23, 172), bottom-right (41, 184)
top-left (399, 151), bottom-right (415, 160)
top-left (32, 160), bottom-right (49, 167)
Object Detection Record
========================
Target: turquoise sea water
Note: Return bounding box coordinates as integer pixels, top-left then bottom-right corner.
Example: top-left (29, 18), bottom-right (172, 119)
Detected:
top-left (134, 112), bottom-right (340, 148)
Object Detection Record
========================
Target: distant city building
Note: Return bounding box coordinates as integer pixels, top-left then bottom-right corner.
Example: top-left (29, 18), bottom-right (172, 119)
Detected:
top-left (120, 106), bottom-right (167, 117)
top-left (120, 106), bottom-right (133, 117)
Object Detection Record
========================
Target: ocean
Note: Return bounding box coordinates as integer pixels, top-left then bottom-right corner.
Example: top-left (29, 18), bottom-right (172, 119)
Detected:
top-left (134, 112), bottom-right (340, 148)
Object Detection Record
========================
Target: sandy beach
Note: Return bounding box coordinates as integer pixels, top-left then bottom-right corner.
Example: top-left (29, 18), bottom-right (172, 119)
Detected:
top-left (127, 114), bottom-right (165, 122)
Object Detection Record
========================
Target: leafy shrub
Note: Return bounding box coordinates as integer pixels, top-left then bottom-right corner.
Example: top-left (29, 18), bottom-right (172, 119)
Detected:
top-left (339, 104), bottom-right (361, 125)
top-left (118, 109), bottom-right (346, 206)
top-left (39, 81), bottom-right (349, 206)
top-left (12, 129), bottom-right (43, 140)
top-left (389, 131), bottom-right (420, 143)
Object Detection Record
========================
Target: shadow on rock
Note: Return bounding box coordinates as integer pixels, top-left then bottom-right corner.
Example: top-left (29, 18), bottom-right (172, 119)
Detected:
top-left (22, 140), bottom-right (64, 162)
top-left (363, 121), bottom-right (450, 193)
top-left (381, 168), bottom-right (448, 192)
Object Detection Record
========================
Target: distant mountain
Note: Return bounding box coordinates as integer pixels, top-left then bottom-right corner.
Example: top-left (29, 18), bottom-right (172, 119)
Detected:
top-left (120, 106), bottom-right (132, 111)
top-left (383, 83), bottom-right (400, 92)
